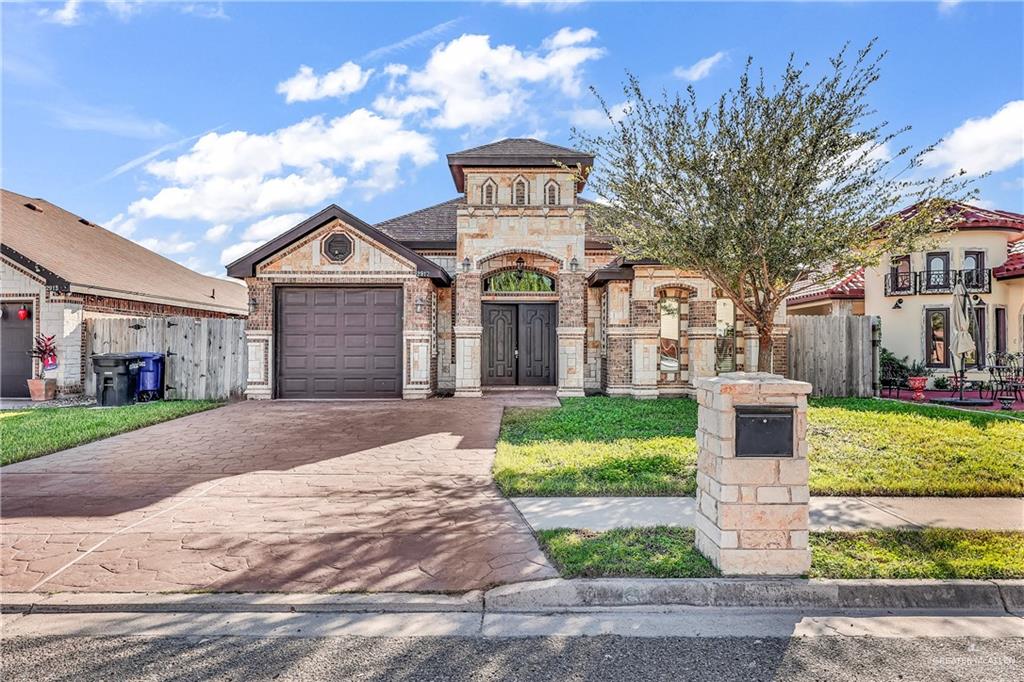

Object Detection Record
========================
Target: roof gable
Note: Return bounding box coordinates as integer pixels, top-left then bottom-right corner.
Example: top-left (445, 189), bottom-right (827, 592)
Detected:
top-left (446, 138), bottom-right (593, 192)
top-left (225, 204), bottom-right (451, 285)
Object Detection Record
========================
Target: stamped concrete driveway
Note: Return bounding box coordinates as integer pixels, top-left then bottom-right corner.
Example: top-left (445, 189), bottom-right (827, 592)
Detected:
top-left (1, 399), bottom-right (557, 593)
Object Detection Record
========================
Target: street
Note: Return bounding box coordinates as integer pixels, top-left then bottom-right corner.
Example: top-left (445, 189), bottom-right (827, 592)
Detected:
top-left (3, 633), bottom-right (1023, 681)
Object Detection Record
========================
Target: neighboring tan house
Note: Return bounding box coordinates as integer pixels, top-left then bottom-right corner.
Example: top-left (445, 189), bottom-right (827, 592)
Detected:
top-left (863, 202), bottom-right (1024, 382)
top-left (1, 189), bottom-right (248, 398)
top-left (786, 268), bottom-right (866, 316)
top-left (227, 138), bottom-right (789, 400)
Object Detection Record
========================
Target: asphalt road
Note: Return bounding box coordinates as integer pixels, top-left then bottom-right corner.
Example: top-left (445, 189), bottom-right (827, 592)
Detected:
top-left (3, 635), bottom-right (1023, 681)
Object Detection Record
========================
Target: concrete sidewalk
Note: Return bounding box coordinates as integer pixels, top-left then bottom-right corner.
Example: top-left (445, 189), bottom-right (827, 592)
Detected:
top-left (511, 496), bottom-right (1024, 532)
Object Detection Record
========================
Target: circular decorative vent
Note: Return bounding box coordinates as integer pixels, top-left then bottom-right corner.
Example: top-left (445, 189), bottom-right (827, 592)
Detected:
top-left (323, 233), bottom-right (353, 263)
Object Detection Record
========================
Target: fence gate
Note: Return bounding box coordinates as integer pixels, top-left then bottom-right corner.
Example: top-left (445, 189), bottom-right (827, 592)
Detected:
top-left (787, 315), bottom-right (880, 397)
top-left (85, 316), bottom-right (247, 400)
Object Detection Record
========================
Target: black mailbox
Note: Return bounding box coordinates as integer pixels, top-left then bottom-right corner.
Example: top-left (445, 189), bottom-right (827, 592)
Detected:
top-left (735, 405), bottom-right (794, 457)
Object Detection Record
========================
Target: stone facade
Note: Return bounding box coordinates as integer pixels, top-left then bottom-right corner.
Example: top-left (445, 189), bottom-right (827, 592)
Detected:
top-left (693, 373), bottom-right (812, 575)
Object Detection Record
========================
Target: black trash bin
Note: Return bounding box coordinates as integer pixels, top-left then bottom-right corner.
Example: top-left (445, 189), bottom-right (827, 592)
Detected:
top-left (92, 354), bottom-right (143, 407)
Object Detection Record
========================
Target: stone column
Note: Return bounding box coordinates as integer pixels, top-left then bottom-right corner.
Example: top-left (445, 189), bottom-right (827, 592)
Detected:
top-left (693, 372), bottom-right (812, 576)
top-left (454, 272), bottom-right (483, 397)
top-left (557, 271), bottom-right (587, 397)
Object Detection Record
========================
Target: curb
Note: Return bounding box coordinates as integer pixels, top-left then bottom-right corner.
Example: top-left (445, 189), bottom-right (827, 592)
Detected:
top-left (483, 578), bottom-right (1024, 613)
top-left (0, 591), bottom-right (483, 615)
top-left (3, 579), bottom-right (1022, 615)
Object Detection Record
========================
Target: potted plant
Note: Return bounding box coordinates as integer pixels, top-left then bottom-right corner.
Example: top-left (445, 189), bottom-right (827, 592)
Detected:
top-left (27, 334), bottom-right (58, 401)
top-left (906, 360), bottom-right (932, 402)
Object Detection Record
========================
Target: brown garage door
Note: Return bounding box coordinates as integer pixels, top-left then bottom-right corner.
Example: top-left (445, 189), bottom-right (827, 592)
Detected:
top-left (277, 287), bottom-right (402, 399)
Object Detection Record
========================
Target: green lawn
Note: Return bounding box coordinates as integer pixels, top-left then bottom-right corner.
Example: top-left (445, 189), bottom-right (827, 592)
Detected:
top-left (538, 527), bottom-right (1024, 580)
top-left (0, 401), bottom-right (223, 466)
top-left (493, 397), bottom-right (1024, 497)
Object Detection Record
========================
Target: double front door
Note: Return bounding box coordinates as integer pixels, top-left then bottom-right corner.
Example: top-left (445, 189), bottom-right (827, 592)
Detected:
top-left (482, 303), bottom-right (556, 386)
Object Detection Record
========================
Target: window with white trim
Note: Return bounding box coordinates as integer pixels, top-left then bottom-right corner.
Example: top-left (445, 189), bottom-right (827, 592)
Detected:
top-left (513, 177), bottom-right (528, 206)
top-left (544, 180), bottom-right (559, 206)
top-left (481, 178), bottom-right (497, 205)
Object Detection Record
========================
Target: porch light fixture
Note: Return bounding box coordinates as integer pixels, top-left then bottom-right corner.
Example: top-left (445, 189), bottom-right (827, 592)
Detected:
top-left (892, 298), bottom-right (903, 310)
top-left (515, 256), bottom-right (526, 273)
top-left (569, 256), bottom-right (579, 272)
top-left (415, 297), bottom-right (426, 314)
top-left (462, 257), bottom-right (471, 273)
top-left (249, 297), bottom-right (259, 314)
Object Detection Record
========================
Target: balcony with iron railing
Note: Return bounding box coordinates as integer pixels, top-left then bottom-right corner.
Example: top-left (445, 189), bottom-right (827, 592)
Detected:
top-left (883, 268), bottom-right (992, 296)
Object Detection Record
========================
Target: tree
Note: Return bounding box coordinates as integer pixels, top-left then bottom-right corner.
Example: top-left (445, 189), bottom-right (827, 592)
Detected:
top-left (572, 42), bottom-right (976, 372)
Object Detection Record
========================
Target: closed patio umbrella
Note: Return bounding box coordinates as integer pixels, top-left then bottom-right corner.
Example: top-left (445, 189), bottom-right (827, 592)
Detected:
top-left (950, 281), bottom-right (976, 400)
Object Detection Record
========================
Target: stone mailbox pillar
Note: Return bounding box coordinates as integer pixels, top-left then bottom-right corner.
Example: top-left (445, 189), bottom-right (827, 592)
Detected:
top-left (694, 372), bottom-right (812, 575)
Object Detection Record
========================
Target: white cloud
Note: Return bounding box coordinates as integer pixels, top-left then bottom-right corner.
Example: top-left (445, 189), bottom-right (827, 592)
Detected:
top-left (503, 0), bottom-right (586, 11)
top-left (378, 29), bottom-right (604, 129)
top-left (125, 108), bottom-right (435, 224)
top-left (49, 102), bottom-right (171, 139)
top-left (203, 223), bottom-right (232, 242)
top-left (105, 212), bottom-right (138, 237)
top-left (938, 0), bottom-right (962, 15)
top-left (221, 240), bottom-right (263, 266)
top-left (923, 100), bottom-right (1024, 176)
top-left (277, 63), bottom-right (373, 103)
top-left (40, 0), bottom-right (82, 26)
top-left (242, 213), bottom-right (307, 241)
top-left (569, 100), bottom-right (632, 128)
top-left (673, 51), bottom-right (727, 82)
top-left (104, 1), bottom-right (144, 21)
top-left (137, 232), bottom-right (197, 256)
top-left (97, 127), bottom-right (220, 183)
top-left (180, 3), bottom-right (229, 20)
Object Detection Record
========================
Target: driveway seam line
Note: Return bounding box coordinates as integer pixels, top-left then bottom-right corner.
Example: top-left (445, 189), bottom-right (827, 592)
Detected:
top-left (28, 479), bottom-right (228, 592)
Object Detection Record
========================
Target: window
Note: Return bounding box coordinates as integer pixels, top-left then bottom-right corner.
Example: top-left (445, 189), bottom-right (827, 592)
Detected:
top-left (483, 270), bottom-right (555, 292)
top-left (658, 298), bottom-right (680, 372)
top-left (995, 307), bottom-right (1007, 355)
top-left (481, 178), bottom-right (496, 205)
top-left (323, 233), bottom-right (353, 263)
top-left (964, 305), bottom-right (986, 368)
top-left (544, 180), bottom-right (559, 206)
top-left (962, 250), bottom-right (985, 289)
top-left (924, 252), bottom-right (950, 290)
top-left (888, 255), bottom-right (913, 294)
top-left (513, 177), bottom-right (528, 206)
top-left (925, 308), bottom-right (949, 367)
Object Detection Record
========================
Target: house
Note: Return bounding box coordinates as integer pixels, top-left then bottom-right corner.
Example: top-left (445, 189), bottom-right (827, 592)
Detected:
top-left (0, 189), bottom-right (248, 398)
top-left (863, 201), bottom-right (1024, 381)
top-left (226, 138), bottom-right (789, 400)
top-left (786, 268), bottom-right (866, 316)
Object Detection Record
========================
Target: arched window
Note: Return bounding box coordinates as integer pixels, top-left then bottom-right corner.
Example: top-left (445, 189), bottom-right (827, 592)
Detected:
top-left (481, 178), bottom-right (497, 205)
top-left (483, 269), bottom-right (555, 293)
top-left (544, 180), bottom-right (559, 206)
top-left (513, 177), bottom-right (528, 206)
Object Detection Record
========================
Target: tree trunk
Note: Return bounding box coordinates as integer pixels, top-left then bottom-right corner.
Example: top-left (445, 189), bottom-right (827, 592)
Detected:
top-left (757, 325), bottom-right (774, 373)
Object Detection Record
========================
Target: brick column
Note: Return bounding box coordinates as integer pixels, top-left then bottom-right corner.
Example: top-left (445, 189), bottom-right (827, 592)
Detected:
top-left (694, 372), bottom-right (812, 575)
top-left (687, 299), bottom-right (717, 380)
top-left (454, 272), bottom-right (482, 397)
top-left (244, 277), bottom-right (272, 399)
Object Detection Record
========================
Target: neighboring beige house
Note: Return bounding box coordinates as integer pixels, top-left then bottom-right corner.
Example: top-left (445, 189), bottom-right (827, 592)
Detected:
top-left (1, 189), bottom-right (248, 398)
top-left (786, 268), bottom-right (866, 316)
top-left (227, 138), bottom-right (789, 400)
top-left (863, 202), bottom-right (1024, 382)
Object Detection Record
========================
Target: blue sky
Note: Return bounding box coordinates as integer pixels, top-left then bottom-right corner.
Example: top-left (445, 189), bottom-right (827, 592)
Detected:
top-left (3, 1), bottom-right (1022, 277)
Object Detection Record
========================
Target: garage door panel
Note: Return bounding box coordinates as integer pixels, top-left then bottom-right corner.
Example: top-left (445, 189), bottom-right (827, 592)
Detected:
top-left (277, 287), bottom-right (402, 399)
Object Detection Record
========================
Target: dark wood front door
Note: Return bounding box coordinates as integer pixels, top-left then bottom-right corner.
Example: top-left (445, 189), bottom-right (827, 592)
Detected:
top-left (482, 303), bottom-right (556, 386)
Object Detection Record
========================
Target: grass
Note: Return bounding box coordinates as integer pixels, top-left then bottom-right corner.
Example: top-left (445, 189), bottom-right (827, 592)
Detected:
top-left (0, 400), bottom-right (223, 466)
top-left (496, 398), bottom-right (697, 496)
top-left (538, 527), bottom-right (1024, 580)
top-left (493, 397), bottom-right (1024, 498)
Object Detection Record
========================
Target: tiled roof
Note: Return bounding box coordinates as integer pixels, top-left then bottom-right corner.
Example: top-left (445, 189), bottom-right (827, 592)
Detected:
top-left (786, 267), bottom-right (866, 305)
top-left (893, 200), bottom-right (1024, 231)
top-left (994, 236), bottom-right (1024, 280)
top-left (1, 189), bottom-right (247, 314)
top-left (373, 196), bottom-right (615, 250)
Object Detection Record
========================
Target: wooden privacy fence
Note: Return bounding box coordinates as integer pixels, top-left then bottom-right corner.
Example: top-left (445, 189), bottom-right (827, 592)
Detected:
top-left (787, 315), bottom-right (880, 397)
top-left (85, 316), bottom-right (246, 400)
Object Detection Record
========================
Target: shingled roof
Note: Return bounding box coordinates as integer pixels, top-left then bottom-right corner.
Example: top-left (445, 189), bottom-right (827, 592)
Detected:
top-left (1, 189), bottom-right (247, 315)
top-left (446, 138), bottom-right (593, 192)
